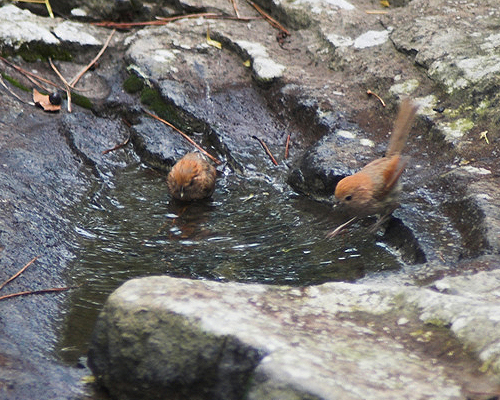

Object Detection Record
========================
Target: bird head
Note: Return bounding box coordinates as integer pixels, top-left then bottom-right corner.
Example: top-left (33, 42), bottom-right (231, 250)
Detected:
top-left (334, 173), bottom-right (374, 209)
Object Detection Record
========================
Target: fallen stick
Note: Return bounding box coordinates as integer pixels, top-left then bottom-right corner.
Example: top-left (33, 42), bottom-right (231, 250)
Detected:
top-left (0, 74), bottom-right (34, 105)
top-left (156, 12), bottom-right (225, 22)
top-left (366, 89), bottom-right (386, 107)
top-left (95, 13), bottom-right (258, 29)
top-left (326, 216), bottom-right (358, 238)
top-left (0, 256), bottom-right (38, 291)
top-left (230, 0), bottom-right (241, 18)
top-left (14, 0), bottom-right (54, 18)
top-left (143, 109), bottom-right (222, 165)
top-left (23, 72), bottom-right (53, 93)
top-left (102, 135), bottom-right (130, 155)
top-left (246, 0), bottom-right (290, 36)
top-left (156, 13), bottom-right (258, 22)
top-left (252, 135), bottom-right (279, 166)
top-left (0, 287), bottom-right (74, 301)
top-left (0, 55), bottom-right (61, 91)
top-left (70, 29), bottom-right (116, 88)
top-left (94, 20), bottom-right (167, 28)
top-left (284, 133), bottom-right (291, 159)
top-left (365, 10), bottom-right (388, 14)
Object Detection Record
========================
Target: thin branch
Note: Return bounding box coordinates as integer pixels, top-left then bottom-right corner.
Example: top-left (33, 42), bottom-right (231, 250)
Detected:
top-left (44, 0), bottom-right (54, 18)
top-left (94, 20), bottom-right (166, 28)
top-left (0, 286), bottom-right (74, 301)
top-left (252, 136), bottom-right (278, 166)
top-left (143, 109), bottom-right (222, 165)
top-left (156, 12), bottom-right (225, 22)
top-left (0, 74), bottom-right (34, 105)
top-left (365, 10), bottom-right (388, 14)
top-left (23, 72), bottom-right (52, 93)
top-left (246, 0), bottom-right (290, 36)
top-left (13, 0), bottom-right (54, 18)
top-left (48, 58), bottom-right (72, 112)
top-left (202, 14), bottom-right (258, 21)
top-left (0, 55), bottom-right (61, 90)
top-left (156, 12), bottom-right (259, 22)
top-left (230, 0), bottom-right (241, 18)
top-left (326, 216), bottom-right (358, 238)
top-left (94, 13), bottom-right (258, 29)
top-left (366, 89), bottom-right (386, 107)
top-left (102, 135), bottom-right (130, 155)
top-left (69, 29), bottom-right (116, 88)
top-left (0, 256), bottom-right (38, 291)
top-left (284, 133), bottom-right (291, 159)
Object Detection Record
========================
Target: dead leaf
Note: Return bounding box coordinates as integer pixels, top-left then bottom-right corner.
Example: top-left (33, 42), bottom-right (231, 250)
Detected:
top-left (33, 88), bottom-right (61, 112)
top-left (479, 131), bottom-right (489, 144)
top-left (80, 375), bottom-right (96, 384)
top-left (206, 28), bottom-right (222, 49)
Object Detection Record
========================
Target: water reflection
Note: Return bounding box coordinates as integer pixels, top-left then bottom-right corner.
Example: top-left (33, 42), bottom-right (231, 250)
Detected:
top-left (59, 160), bottom-right (401, 364)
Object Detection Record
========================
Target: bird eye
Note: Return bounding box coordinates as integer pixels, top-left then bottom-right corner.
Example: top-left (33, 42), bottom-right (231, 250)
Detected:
top-left (345, 195), bottom-right (352, 201)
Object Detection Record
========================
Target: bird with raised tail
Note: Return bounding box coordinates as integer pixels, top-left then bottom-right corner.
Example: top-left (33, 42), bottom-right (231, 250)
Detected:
top-left (167, 152), bottom-right (217, 201)
top-left (328, 98), bottom-right (419, 237)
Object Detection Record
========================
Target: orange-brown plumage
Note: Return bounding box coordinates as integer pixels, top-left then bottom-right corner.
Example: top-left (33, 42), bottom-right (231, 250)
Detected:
top-left (334, 154), bottom-right (408, 218)
top-left (167, 152), bottom-right (216, 201)
top-left (329, 99), bottom-right (418, 236)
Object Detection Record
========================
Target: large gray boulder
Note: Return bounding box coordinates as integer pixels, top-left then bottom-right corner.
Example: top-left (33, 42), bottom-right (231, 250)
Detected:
top-left (89, 272), bottom-right (500, 399)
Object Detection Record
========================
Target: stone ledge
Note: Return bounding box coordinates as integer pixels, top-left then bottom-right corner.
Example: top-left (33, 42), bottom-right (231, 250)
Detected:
top-left (89, 273), bottom-right (500, 399)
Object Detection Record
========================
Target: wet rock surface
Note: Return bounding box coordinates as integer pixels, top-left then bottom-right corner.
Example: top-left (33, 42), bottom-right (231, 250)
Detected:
top-left (0, 0), bottom-right (500, 399)
top-left (0, 93), bottom-right (89, 399)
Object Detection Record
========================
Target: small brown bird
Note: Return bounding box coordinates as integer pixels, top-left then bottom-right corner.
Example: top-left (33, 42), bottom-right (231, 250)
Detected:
top-left (167, 152), bottom-right (217, 201)
top-left (328, 98), bottom-right (419, 237)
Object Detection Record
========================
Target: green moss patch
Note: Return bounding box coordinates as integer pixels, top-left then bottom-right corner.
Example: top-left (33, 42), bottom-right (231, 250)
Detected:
top-left (17, 42), bottom-right (72, 62)
top-left (123, 74), bottom-right (144, 94)
top-left (71, 92), bottom-right (93, 109)
top-left (1, 73), bottom-right (30, 92)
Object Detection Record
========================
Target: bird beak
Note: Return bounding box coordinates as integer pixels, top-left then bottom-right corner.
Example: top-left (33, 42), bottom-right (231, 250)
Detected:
top-left (179, 187), bottom-right (184, 199)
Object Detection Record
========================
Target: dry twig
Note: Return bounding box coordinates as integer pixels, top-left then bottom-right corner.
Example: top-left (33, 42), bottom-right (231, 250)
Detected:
top-left (14, 0), bottom-right (54, 18)
top-left (156, 12), bottom-right (223, 22)
top-left (230, 0), bottom-right (241, 18)
top-left (156, 12), bottom-right (258, 22)
top-left (284, 133), bottom-right (291, 159)
top-left (0, 55), bottom-right (61, 92)
top-left (0, 256), bottom-right (76, 301)
top-left (143, 109), bottom-right (222, 165)
top-left (326, 216), bottom-right (358, 238)
top-left (246, 0), bottom-right (290, 36)
top-left (102, 135), bottom-right (131, 155)
top-left (94, 20), bottom-right (167, 28)
top-left (95, 13), bottom-right (258, 29)
top-left (0, 74), bottom-right (34, 105)
top-left (366, 89), bottom-right (386, 107)
top-left (70, 29), bottom-right (116, 88)
top-left (0, 287), bottom-right (74, 301)
top-left (252, 136), bottom-right (279, 166)
top-left (0, 256), bottom-right (38, 291)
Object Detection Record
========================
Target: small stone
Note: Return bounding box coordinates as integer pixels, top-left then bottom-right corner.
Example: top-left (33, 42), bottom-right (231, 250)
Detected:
top-left (70, 8), bottom-right (88, 17)
top-left (353, 30), bottom-right (389, 49)
top-left (49, 92), bottom-right (62, 106)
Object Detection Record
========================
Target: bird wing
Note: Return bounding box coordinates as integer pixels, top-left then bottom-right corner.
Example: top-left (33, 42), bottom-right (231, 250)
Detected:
top-left (377, 155), bottom-right (408, 199)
